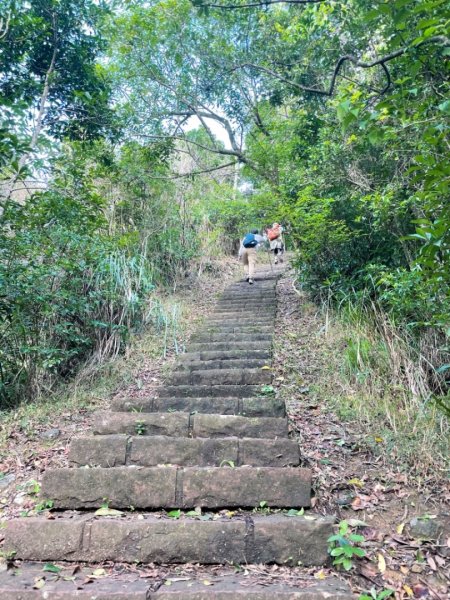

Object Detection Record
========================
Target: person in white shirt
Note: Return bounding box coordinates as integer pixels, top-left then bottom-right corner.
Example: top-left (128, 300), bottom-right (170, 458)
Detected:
top-left (238, 229), bottom-right (266, 284)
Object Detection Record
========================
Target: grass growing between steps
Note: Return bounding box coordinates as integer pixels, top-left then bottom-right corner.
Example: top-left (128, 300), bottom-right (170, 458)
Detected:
top-left (273, 268), bottom-right (449, 599)
top-left (0, 257), bottom-right (241, 519)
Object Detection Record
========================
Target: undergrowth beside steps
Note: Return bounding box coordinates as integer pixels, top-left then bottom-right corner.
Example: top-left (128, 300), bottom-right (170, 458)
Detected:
top-left (0, 257), bottom-right (240, 456)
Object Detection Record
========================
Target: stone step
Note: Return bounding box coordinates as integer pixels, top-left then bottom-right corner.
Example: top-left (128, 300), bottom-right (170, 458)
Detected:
top-left (220, 286), bottom-right (277, 303)
top-left (0, 564), bottom-right (354, 599)
top-left (69, 435), bottom-right (300, 467)
top-left (188, 342), bottom-right (271, 352)
top-left (94, 412), bottom-right (289, 438)
top-left (167, 368), bottom-right (272, 386)
top-left (210, 307), bottom-right (275, 319)
top-left (178, 349), bottom-right (272, 362)
top-left (190, 333), bottom-right (272, 343)
top-left (226, 280), bottom-right (277, 288)
top-left (3, 514), bottom-right (333, 566)
top-left (111, 396), bottom-right (286, 417)
top-left (221, 287), bottom-right (276, 295)
top-left (197, 327), bottom-right (273, 336)
top-left (224, 283), bottom-right (276, 289)
top-left (40, 466), bottom-right (311, 509)
top-left (158, 384), bottom-right (263, 398)
top-left (213, 301), bottom-right (277, 315)
top-left (174, 358), bottom-right (268, 371)
top-left (206, 316), bottom-right (273, 324)
top-left (216, 302), bottom-right (276, 309)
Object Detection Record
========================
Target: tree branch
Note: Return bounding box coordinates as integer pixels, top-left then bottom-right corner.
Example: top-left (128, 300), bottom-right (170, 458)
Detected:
top-left (0, 11), bottom-right (11, 39)
top-left (193, 0), bottom-right (324, 9)
top-left (236, 36), bottom-right (450, 96)
top-left (148, 161), bottom-right (236, 180)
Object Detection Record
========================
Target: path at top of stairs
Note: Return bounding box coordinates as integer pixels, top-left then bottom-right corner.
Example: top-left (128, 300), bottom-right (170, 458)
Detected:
top-left (1, 263), bottom-right (354, 599)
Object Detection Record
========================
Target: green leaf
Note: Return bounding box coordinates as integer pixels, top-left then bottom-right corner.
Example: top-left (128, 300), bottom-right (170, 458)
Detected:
top-left (94, 507), bottom-right (124, 517)
top-left (342, 558), bottom-right (353, 570)
top-left (43, 563), bottom-right (62, 573)
top-left (438, 100), bottom-right (450, 114)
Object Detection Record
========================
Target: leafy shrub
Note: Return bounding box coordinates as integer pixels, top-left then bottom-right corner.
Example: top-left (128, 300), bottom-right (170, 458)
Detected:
top-left (0, 189), bottom-right (153, 407)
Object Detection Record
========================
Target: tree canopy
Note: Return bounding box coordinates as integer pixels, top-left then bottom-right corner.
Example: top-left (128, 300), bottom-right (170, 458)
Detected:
top-left (1, 0), bottom-right (449, 407)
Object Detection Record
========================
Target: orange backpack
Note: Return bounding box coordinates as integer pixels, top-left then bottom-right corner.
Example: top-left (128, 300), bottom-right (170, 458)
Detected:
top-left (267, 226), bottom-right (280, 241)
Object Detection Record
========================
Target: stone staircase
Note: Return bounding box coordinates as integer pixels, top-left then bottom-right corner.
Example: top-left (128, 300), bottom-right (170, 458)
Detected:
top-left (0, 266), bottom-right (354, 598)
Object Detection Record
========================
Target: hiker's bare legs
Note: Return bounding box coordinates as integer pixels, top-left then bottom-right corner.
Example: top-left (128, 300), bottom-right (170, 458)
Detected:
top-left (247, 248), bottom-right (256, 281)
top-left (241, 248), bottom-right (257, 282)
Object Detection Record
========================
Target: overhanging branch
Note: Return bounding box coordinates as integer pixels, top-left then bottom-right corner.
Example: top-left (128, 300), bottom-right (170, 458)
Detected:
top-left (236, 35), bottom-right (450, 96)
top-left (192, 0), bottom-right (324, 9)
top-left (148, 161), bottom-right (236, 180)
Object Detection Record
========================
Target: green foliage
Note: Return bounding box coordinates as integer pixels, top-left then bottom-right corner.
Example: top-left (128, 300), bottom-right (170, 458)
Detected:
top-left (0, 157), bottom-right (153, 406)
top-left (0, 0), bottom-right (114, 143)
top-left (359, 589), bottom-right (394, 600)
top-left (134, 420), bottom-right (147, 436)
top-left (328, 520), bottom-right (366, 571)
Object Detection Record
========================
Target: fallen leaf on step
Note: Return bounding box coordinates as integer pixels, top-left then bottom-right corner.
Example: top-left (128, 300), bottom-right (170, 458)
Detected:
top-left (314, 570), bottom-right (326, 580)
top-left (94, 507), bottom-right (123, 517)
top-left (378, 553), bottom-right (386, 573)
top-left (91, 568), bottom-right (106, 577)
top-left (347, 518), bottom-right (367, 527)
top-left (33, 578), bottom-right (45, 590)
top-left (403, 584), bottom-right (413, 597)
top-left (261, 365), bottom-right (271, 370)
top-left (348, 478), bottom-right (364, 488)
top-left (400, 566), bottom-right (409, 575)
top-left (203, 580), bottom-right (213, 586)
top-left (43, 563), bottom-right (62, 573)
top-left (396, 522), bottom-right (405, 534)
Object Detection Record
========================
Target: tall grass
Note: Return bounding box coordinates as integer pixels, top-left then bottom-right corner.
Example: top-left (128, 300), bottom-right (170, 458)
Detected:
top-left (321, 292), bottom-right (449, 479)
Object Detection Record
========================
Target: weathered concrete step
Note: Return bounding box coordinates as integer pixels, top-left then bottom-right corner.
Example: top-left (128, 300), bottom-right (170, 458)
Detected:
top-left (3, 514), bottom-right (333, 566)
top-left (225, 282), bottom-right (276, 288)
top-left (216, 297), bottom-right (276, 303)
top-left (149, 577), bottom-right (353, 600)
top-left (188, 342), bottom-right (271, 352)
top-left (69, 435), bottom-right (300, 467)
top-left (40, 466), bottom-right (311, 509)
top-left (178, 349), bottom-right (272, 362)
top-left (158, 384), bottom-right (263, 398)
top-left (167, 368), bottom-right (272, 386)
top-left (216, 302), bottom-right (276, 309)
top-left (0, 564), bottom-right (354, 599)
top-left (210, 306), bottom-right (275, 319)
top-left (199, 324), bottom-right (273, 334)
top-left (221, 289), bottom-right (276, 296)
top-left (111, 396), bottom-right (286, 417)
top-left (206, 317), bottom-right (273, 324)
top-left (190, 333), bottom-right (272, 343)
top-left (94, 411), bottom-right (289, 438)
top-left (218, 295), bottom-right (277, 301)
top-left (214, 300), bottom-right (277, 314)
top-left (226, 281), bottom-right (277, 288)
top-left (174, 358), bottom-right (268, 371)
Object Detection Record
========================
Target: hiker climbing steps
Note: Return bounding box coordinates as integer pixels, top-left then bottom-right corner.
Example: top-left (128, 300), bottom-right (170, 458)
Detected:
top-left (1, 265), bottom-right (354, 598)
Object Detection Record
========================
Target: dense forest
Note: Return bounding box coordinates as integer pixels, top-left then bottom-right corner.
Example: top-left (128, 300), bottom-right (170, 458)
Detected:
top-left (0, 0), bottom-right (449, 419)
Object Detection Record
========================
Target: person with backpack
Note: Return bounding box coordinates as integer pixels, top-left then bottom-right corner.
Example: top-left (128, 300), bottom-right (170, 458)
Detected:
top-left (267, 222), bottom-right (284, 264)
top-left (238, 228), bottom-right (265, 284)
